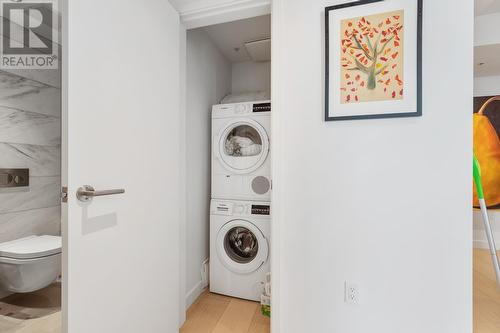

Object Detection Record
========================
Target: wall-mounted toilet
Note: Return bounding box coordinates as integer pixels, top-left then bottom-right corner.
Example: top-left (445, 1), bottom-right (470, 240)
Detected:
top-left (0, 235), bottom-right (61, 293)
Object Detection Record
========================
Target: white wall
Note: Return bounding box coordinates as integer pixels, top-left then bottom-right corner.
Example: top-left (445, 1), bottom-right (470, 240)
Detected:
top-left (474, 75), bottom-right (500, 97)
top-left (185, 28), bottom-right (232, 308)
top-left (272, 1), bottom-right (473, 332)
top-left (179, 24), bottom-right (187, 327)
top-left (232, 61), bottom-right (271, 96)
top-left (474, 12), bottom-right (500, 46)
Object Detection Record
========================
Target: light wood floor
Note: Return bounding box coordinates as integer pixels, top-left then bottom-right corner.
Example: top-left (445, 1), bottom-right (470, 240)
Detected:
top-left (0, 312), bottom-right (61, 333)
top-left (0, 284), bottom-right (61, 333)
top-left (181, 291), bottom-right (270, 333)
top-left (474, 249), bottom-right (500, 333)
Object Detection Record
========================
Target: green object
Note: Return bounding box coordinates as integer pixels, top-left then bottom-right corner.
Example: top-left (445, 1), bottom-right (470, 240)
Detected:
top-left (473, 154), bottom-right (484, 199)
top-left (474, 153), bottom-right (500, 288)
top-left (261, 304), bottom-right (271, 317)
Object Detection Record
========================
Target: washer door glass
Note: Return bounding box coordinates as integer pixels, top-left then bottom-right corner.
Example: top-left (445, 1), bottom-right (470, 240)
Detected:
top-left (216, 219), bottom-right (268, 274)
top-left (218, 120), bottom-right (269, 174)
top-left (224, 227), bottom-right (259, 264)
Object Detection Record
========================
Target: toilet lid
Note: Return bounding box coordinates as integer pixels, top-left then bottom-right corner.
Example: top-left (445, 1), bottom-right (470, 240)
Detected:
top-left (0, 235), bottom-right (61, 259)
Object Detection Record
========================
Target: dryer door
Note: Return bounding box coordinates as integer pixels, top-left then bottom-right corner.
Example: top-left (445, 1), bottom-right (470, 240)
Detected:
top-left (216, 219), bottom-right (268, 274)
top-left (217, 119), bottom-right (270, 174)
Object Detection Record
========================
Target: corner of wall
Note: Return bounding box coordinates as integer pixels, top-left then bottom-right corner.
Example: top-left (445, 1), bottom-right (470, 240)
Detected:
top-left (185, 279), bottom-right (207, 309)
top-left (179, 22), bottom-right (188, 328)
top-left (184, 29), bottom-right (231, 315)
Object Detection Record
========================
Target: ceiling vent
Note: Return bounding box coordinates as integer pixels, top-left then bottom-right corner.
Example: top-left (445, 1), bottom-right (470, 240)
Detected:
top-left (244, 38), bottom-right (271, 62)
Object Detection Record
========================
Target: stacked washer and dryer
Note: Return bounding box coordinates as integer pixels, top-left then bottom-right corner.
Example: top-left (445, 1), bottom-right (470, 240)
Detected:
top-left (210, 100), bottom-right (271, 301)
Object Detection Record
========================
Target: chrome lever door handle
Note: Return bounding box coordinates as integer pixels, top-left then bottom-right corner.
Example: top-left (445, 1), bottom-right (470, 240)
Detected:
top-left (76, 185), bottom-right (125, 202)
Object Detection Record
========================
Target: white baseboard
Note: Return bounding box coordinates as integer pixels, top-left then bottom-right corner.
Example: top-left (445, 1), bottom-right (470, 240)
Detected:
top-left (473, 229), bottom-right (500, 249)
top-left (186, 280), bottom-right (207, 309)
top-left (474, 239), bottom-right (500, 249)
top-left (473, 210), bottom-right (500, 249)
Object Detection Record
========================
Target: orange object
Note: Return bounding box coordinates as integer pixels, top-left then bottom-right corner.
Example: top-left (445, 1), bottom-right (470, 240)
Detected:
top-left (473, 96), bottom-right (500, 207)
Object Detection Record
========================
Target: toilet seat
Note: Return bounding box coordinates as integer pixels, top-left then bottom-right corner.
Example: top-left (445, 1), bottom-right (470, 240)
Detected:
top-left (0, 235), bottom-right (62, 293)
top-left (0, 235), bottom-right (61, 260)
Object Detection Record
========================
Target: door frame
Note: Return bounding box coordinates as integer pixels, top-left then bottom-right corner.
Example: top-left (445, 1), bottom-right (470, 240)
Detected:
top-left (177, 1), bottom-right (283, 332)
top-left (61, 0), bottom-right (68, 330)
top-left (270, 1), bottom-right (283, 332)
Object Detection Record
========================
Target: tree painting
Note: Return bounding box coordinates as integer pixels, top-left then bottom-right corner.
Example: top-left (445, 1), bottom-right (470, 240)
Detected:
top-left (340, 10), bottom-right (404, 104)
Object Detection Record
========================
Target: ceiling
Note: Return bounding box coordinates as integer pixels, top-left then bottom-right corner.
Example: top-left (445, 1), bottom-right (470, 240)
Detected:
top-left (169, 0), bottom-right (258, 14)
top-left (201, 14), bottom-right (271, 63)
top-left (475, 0), bottom-right (500, 15)
top-left (169, 0), bottom-right (210, 12)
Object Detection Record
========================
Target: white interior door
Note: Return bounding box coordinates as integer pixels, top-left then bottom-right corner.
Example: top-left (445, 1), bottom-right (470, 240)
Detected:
top-left (62, 0), bottom-right (181, 332)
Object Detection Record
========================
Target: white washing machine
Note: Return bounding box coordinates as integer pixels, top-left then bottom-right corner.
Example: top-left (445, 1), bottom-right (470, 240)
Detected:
top-left (210, 199), bottom-right (270, 301)
top-left (212, 101), bottom-right (271, 201)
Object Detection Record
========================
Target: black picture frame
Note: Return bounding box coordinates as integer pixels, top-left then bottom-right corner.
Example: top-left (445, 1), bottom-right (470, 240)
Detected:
top-left (325, 0), bottom-right (423, 121)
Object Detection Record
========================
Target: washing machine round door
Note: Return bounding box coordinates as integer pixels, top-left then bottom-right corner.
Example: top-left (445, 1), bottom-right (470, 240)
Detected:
top-left (216, 219), bottom-right (268, 274)
top-left (217, 119), bottom-right (269, 174)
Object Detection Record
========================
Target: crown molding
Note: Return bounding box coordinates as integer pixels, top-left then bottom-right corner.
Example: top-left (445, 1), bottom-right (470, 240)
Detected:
top-left (174, 0), bottom-right (271, 29)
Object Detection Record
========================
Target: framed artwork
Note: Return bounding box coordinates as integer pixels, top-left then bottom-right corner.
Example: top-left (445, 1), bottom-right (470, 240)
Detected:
top-left (473, 96), bottom-right (500, 209)
top-left (325, 0), bottom-right (422, 121)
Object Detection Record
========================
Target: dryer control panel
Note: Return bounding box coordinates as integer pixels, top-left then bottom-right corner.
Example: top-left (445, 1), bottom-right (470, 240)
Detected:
top-left (211, 200), bottom-right (271, 217)
top-left (212, 101), bottom-right (271, 118)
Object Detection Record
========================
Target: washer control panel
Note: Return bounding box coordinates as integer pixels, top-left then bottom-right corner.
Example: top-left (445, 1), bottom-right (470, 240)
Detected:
top-left (252, 102), bottom-right (271, 113)
top-left (211, 200), bottom-right (271, 217)
top-left (251, 204), bottom-right (270, 215)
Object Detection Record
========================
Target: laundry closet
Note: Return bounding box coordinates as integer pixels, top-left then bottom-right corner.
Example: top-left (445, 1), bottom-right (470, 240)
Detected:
top-left (182, 13), bottom-right (272, 331)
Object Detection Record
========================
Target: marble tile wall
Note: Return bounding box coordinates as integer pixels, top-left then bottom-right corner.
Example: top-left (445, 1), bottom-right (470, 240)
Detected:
top-left (0, 69), bottom-right (61, 244)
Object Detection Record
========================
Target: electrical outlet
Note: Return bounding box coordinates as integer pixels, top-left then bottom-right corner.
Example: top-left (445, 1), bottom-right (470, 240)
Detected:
top-left (345, 281), bottom-right (359, 304)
